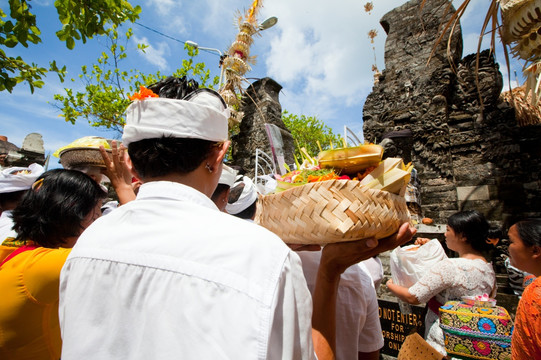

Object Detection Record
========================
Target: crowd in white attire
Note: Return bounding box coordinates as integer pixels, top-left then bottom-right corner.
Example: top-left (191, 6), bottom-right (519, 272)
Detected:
top-left (2, 77), bottom-right (417, 360)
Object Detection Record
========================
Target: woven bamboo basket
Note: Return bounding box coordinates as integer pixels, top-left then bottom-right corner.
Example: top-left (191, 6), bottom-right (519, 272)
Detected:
top-left (255, 179), bottom-right (410, 244)
top-left (59, 147), bottom-right (111, 169)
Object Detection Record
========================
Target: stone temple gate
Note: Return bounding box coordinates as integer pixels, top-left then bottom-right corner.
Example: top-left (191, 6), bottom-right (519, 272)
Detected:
top-left (362, 0), bottom-right (541, 229)
top-left (232, 0), bottom-right (540, 231)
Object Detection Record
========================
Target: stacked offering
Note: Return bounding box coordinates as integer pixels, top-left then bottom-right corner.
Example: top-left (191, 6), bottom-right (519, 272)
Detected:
top-left (255, 144), bottom-right (413, 244)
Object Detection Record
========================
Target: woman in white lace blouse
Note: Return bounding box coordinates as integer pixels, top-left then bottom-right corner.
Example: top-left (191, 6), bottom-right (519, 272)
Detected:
top-left (386, 210), bottom-right (496, 356)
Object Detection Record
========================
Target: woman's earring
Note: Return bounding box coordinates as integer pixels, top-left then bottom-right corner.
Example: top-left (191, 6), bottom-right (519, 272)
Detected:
top-left (205, 163), bottom-right (213, 173)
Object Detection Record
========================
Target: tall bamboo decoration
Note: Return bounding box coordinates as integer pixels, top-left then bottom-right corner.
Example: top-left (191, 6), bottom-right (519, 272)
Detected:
top-left (219, 0), bottom-right (267, 128)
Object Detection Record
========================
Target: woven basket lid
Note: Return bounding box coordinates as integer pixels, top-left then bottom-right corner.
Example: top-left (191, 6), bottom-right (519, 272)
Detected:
top-left (255, 179), bottom-right (410, 245)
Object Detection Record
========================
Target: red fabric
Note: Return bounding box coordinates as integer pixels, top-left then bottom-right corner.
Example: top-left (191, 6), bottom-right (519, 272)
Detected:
top-left (0, 245), bottom-right (38, 266)
top-left (427, 297), bottom-right (443, 315)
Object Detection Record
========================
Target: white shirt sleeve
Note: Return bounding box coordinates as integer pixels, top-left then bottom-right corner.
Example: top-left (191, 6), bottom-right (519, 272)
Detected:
top-left (357, 285), bottom-right (384, 352)
top-left (267, 251), bottom-right (316, 360)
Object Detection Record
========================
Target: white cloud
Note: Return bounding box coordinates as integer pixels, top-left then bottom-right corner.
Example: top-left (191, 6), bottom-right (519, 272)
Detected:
top-left (251, 0), bottom-right (398, 126)
top-left (235, 0), bottom-right (515, 133)
top-left (132, 35), bottom-right (171, 70)
top-left (31, 0), bottom-right (53, 6)
top-left (146, 0), bottom-right (176, 17)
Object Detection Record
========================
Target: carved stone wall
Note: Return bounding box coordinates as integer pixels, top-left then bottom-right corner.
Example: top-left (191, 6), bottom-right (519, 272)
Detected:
top-left (363, 0), bottom-right (541, 228)
top-left (231, 77), bottom-right (295, 178)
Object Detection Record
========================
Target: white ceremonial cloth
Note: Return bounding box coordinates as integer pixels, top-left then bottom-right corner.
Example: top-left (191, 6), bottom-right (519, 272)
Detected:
top-left (123, 96), bottom-right (229, 145)
top-left (298, 251), bottom-right (384, 359)
top-left (59, 181), bottom-right (315, 360)
top-left (0, 210), bottom-right (16, 242)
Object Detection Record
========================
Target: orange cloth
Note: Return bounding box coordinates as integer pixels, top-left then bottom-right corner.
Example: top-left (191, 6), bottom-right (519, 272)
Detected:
top-left (512, 276), bottom-right (541, 359)
top-left (0, 245), bottom-right (15, 263)
top-left (0, 246), bottom-right (71, 360)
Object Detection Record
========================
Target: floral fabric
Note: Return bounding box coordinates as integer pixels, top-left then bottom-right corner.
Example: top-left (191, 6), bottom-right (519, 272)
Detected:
top-left (439, 301), bottom-right (512, 359)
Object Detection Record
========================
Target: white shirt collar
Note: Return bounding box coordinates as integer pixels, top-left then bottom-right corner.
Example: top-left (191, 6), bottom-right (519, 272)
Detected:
top-left (0, 210), bottom-right (13, 220)
top-left (136, 181), bottom-right (218, 210)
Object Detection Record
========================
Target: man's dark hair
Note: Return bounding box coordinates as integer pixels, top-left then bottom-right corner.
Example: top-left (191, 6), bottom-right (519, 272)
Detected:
top-left (128, 137), bottom-right (218, 179)
top-left (12, 169), bottom-right (107, 248)
top-left (148, 76), bottom-right (199, 99)
top-left (228, 182), bottom-right (245, 203)
top-left (128, 76), bottom-right (221, 179)
top-left (233, 201), bottom-right (257, 220)
top-left (211, 183), bottom-right (230, 203)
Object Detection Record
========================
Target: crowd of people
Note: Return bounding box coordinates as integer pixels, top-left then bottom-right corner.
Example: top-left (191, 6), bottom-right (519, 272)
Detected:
top-left (0, 75), bottom-right (539, 360)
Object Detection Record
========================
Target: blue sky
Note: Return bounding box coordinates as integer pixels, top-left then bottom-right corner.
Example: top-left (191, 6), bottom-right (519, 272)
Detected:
top-left (0, 0), bottom-right (523, 169)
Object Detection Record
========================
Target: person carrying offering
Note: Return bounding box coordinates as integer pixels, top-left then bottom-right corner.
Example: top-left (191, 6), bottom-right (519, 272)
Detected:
top-left (386, 210), bottom-right (496, 356)
top-left (58, 76), bottom-right (415, 360)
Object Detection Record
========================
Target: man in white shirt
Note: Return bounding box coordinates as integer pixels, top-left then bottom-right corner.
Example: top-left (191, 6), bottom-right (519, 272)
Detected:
top-left (59, 76), bottom-right (415, 360)
top-left (298, 251), bottom-right (384, 360)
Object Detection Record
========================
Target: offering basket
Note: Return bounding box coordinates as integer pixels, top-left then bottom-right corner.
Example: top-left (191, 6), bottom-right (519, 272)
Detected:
top-left (59, 147), bottom-right (111, 169)
top-left (255, 179), bottom-right (410, 244)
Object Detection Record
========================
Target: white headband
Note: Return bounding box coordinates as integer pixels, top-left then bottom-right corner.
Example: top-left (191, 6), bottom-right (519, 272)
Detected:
top-left (226, 176), bottom-right (258, 215)
top-left (0, 163), bottom-right (45, 193)
top-left (122, 91), bottom-right (230, 146)
top-left (218, 165), bottom-right (238, 187)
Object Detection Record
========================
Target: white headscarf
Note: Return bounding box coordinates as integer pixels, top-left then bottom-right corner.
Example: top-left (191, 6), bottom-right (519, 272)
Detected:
top-left (122, 90), bottom-right (229, 146)
top-left (226, 176), bottom-right (258, 215)
top-left (218, 165), bottom-right (238, 188)
top-left (0, 163), bottom-right (45, 193)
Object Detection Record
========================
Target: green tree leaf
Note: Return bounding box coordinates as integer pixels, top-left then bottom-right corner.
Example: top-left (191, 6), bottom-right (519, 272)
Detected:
top-left (0, 0), bottom-right (140, 92)
top-left (66, 36), bottom-right (75, 49)
top-left (53, 28), bottom-right (218, 133)
top-left (281, 110), bottom-right (341, 161)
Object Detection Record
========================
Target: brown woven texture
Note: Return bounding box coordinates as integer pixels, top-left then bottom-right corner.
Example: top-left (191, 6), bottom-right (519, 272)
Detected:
top-left (255, 179), bottom-right (410, 244)
top-left (397, 333), bottom-right (443, 360)
top-left (59, 148), bottom-right (111, 169)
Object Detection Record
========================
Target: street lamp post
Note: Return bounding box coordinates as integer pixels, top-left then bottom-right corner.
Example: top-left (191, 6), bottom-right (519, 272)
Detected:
top-left (185, 40), bottom-right (225, 89)
top-left (258, 16), bottom-right (278, 31)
